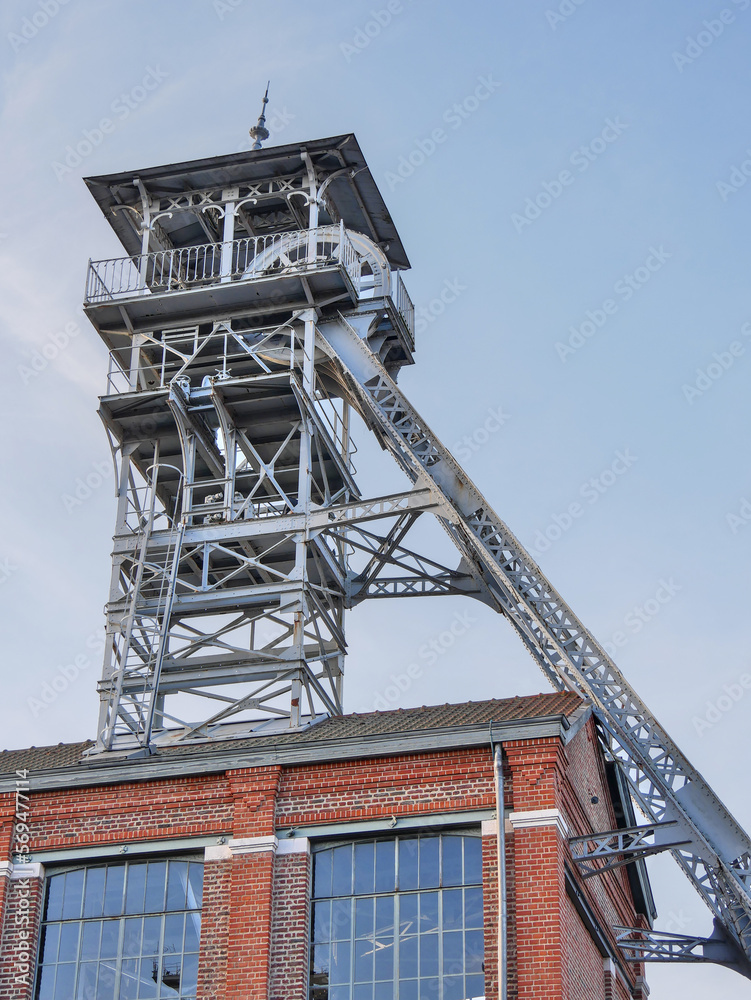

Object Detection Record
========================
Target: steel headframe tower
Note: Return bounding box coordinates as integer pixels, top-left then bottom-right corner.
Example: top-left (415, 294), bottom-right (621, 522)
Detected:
top-left (83, 128), bottom-right (751, 980)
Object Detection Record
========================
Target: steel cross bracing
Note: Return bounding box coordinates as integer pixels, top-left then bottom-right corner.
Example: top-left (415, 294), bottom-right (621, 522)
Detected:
top-left (83, 138), bottom-right (751, 975)
top-left (312, 314), bottom-right (751, 975)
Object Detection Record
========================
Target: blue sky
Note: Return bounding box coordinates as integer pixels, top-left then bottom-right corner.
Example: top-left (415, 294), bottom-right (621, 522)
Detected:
top-left (2, 1), bottom-right (751, 994)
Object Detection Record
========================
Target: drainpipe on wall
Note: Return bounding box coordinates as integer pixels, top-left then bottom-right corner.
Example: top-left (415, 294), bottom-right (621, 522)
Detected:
top-left (492, 731), bottom-right (508, 1000)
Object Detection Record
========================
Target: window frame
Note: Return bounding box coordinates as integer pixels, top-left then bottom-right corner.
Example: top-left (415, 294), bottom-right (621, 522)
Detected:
top-left (308, 828), bottom-right (485, 1000)
top-left (33, 852), bottom-right (204, 1000)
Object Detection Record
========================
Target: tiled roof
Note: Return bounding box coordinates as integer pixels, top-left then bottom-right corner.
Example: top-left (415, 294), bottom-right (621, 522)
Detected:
top-left (0, 691), bottom-right (584, 777)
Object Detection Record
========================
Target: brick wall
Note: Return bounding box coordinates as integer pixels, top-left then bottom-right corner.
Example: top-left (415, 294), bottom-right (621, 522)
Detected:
top-left (0, 730), bottom-right (649, 999)
top-left (269, 850), bottom-right (311, 1000)
top-left (0, 874), bottom-right (43, 1000)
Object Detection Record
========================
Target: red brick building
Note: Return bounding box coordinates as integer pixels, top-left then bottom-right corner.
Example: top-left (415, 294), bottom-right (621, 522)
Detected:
top-left (0, 692), bottom-right (652, 999)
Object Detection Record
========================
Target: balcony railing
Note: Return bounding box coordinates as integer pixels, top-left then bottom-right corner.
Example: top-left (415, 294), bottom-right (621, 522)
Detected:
top-left (85, 223), bottom-right (416, 346)
top-left (392, 272), bottom-right (415, 347)
top-left (85, 224), bottom-right (361, 305)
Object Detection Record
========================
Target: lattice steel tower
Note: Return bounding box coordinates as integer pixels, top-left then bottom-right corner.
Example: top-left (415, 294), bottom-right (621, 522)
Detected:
top-left (83, 122), bottom-right (751, 981)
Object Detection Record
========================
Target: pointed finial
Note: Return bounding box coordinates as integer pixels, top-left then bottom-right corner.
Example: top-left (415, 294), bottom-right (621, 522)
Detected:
top-left (249, 82), bottom-right (270, 150)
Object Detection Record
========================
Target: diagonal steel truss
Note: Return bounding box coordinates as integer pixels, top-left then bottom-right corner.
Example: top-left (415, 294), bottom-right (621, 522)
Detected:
top-left (84, 186), bottom-right (751, 975)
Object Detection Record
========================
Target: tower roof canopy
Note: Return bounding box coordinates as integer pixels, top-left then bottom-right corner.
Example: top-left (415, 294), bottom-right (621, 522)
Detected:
top-left (84, 133), bottom-right (410, 271)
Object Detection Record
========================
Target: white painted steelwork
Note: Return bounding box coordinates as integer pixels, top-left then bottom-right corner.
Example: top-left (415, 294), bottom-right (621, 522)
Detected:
top-left (81, 134), bottom-right (751, 978)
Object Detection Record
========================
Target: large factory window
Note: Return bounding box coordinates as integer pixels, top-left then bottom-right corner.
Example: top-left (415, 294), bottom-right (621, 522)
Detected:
top-left (310, 833), bottom-right (485, 1000)
top-left (34, 857), bottom-right (203, 999)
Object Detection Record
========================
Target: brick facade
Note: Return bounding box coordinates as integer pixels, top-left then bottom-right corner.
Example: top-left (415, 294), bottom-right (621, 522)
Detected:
top-left (0, 697), bottom-right (650, 999)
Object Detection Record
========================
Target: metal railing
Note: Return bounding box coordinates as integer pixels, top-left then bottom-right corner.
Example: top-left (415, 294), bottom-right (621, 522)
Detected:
top-left (391, 271), bottom-right (415, 346)
top-left (85, 224), bottom-right (361, 304)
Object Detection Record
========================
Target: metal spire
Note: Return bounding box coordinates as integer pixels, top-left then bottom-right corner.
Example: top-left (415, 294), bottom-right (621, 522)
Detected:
top-left (249, 82), bottom-right (270, 150)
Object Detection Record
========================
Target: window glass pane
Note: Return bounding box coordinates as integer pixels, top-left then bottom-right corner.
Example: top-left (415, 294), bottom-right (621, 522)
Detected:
top-left (330, 941), bottom-right (351, 985)
top-left (464, 887), bottom-right (483, 929)
top-left (142, 915), bottom-right (162, 955)
top-left (374, 842), bottom-right (395, 894)
top-left (398, 894), bottom-right (418, 937)
top-left (62, 869), bottom-right (85, 920)
top-left (331, 899), bottom-right (352, 941)
top-left (184, 912), bottom-right (201, 952)
top-left (354, 897), bottom-right (374, 940)
top-left (397, 839), bottom-right (418, 891)
top-left (442, 930), bottom-right (463, 976)
top-left (398, 980), bottom-right (417, 1000)
top-left (354, 938), bottom-right (373, 983)
top-left (373, 936), bottom-right (393, 981)
top-left (353, 985), bottom-right (371, 1000)
top-left (374, 983), bottom-right (392, 1000)
top-left (103, 865), bottom-right (125, 916)
top-left (37, 963), bottom-right (56, 1000)
top-left (418, 838), bottom-right (439, 889)
top-left (81, 920), bottom-right (101, 960)
top-left (313, 900), bottom-right (332, 943)
top-left (418, 893), bottom-right (438, 934)
top-left (353, 843), bottom-right (375, 896)
top-left (314, 850), bottom-right (333, 898)
top-left (182, 953), bottom-right (199, 994)
top-left (444, 976), bottom-right (464, 1000)
top-left (375, 897), bottom-right (393, 937)
top-left (123, 917), bottom-right (143, 957)
top-left (441, 838), bottom-right (463, 887)
top-left (465, 929), bottom-right (484, 973)
top-left (53, 964), bottom-right (76, 1000)
top-left (138, 957), bottom-right (158, 997)
top-left (165, 860), bottom-right (188, 911)
top-left (125, 864), bottom-right (147, 915)
top-left (83, 867), bottom-right (106, 919)
top-left (442, 889), bottom-right (463, 931)
top-left (40, 922), bottom-right (61, 963)
top-left (464, 837), bottom-right (482, 885)
top-left (145, 861), bottom-right (168, 913)
top-left (187, 863), bottom-right (203, 909)
top-left (100, 920), bottom-right (119, 958)
top-left (421, 978), bottom-right (439, 1000)
top-left (163, 912), bottom-right (184, 955)
top-left (466, 973), bottom-right (485, 999)
top-left (118, 958), bottom-right (139, 1000)
top-left (332, 845), bottom-right (353, 897)
top-left (76, 961), bottom-right (97, 999)
top-left (59, 921), bottom-right (81, 961)
top-left (96, 960), bottom-right (116, 1000)
top-left (398, 933), bottom-right (418, 978)
top-left (45, 875), bottom-right (65, 921)
top-left (420, 932), bottom-right (439, 977)
top-left (330, 986), bottom-right (350, 1000)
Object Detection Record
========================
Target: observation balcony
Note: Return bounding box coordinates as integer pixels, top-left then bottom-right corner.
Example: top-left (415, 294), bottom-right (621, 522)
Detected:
top-left (84, 224), bottom-right (415, 352)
